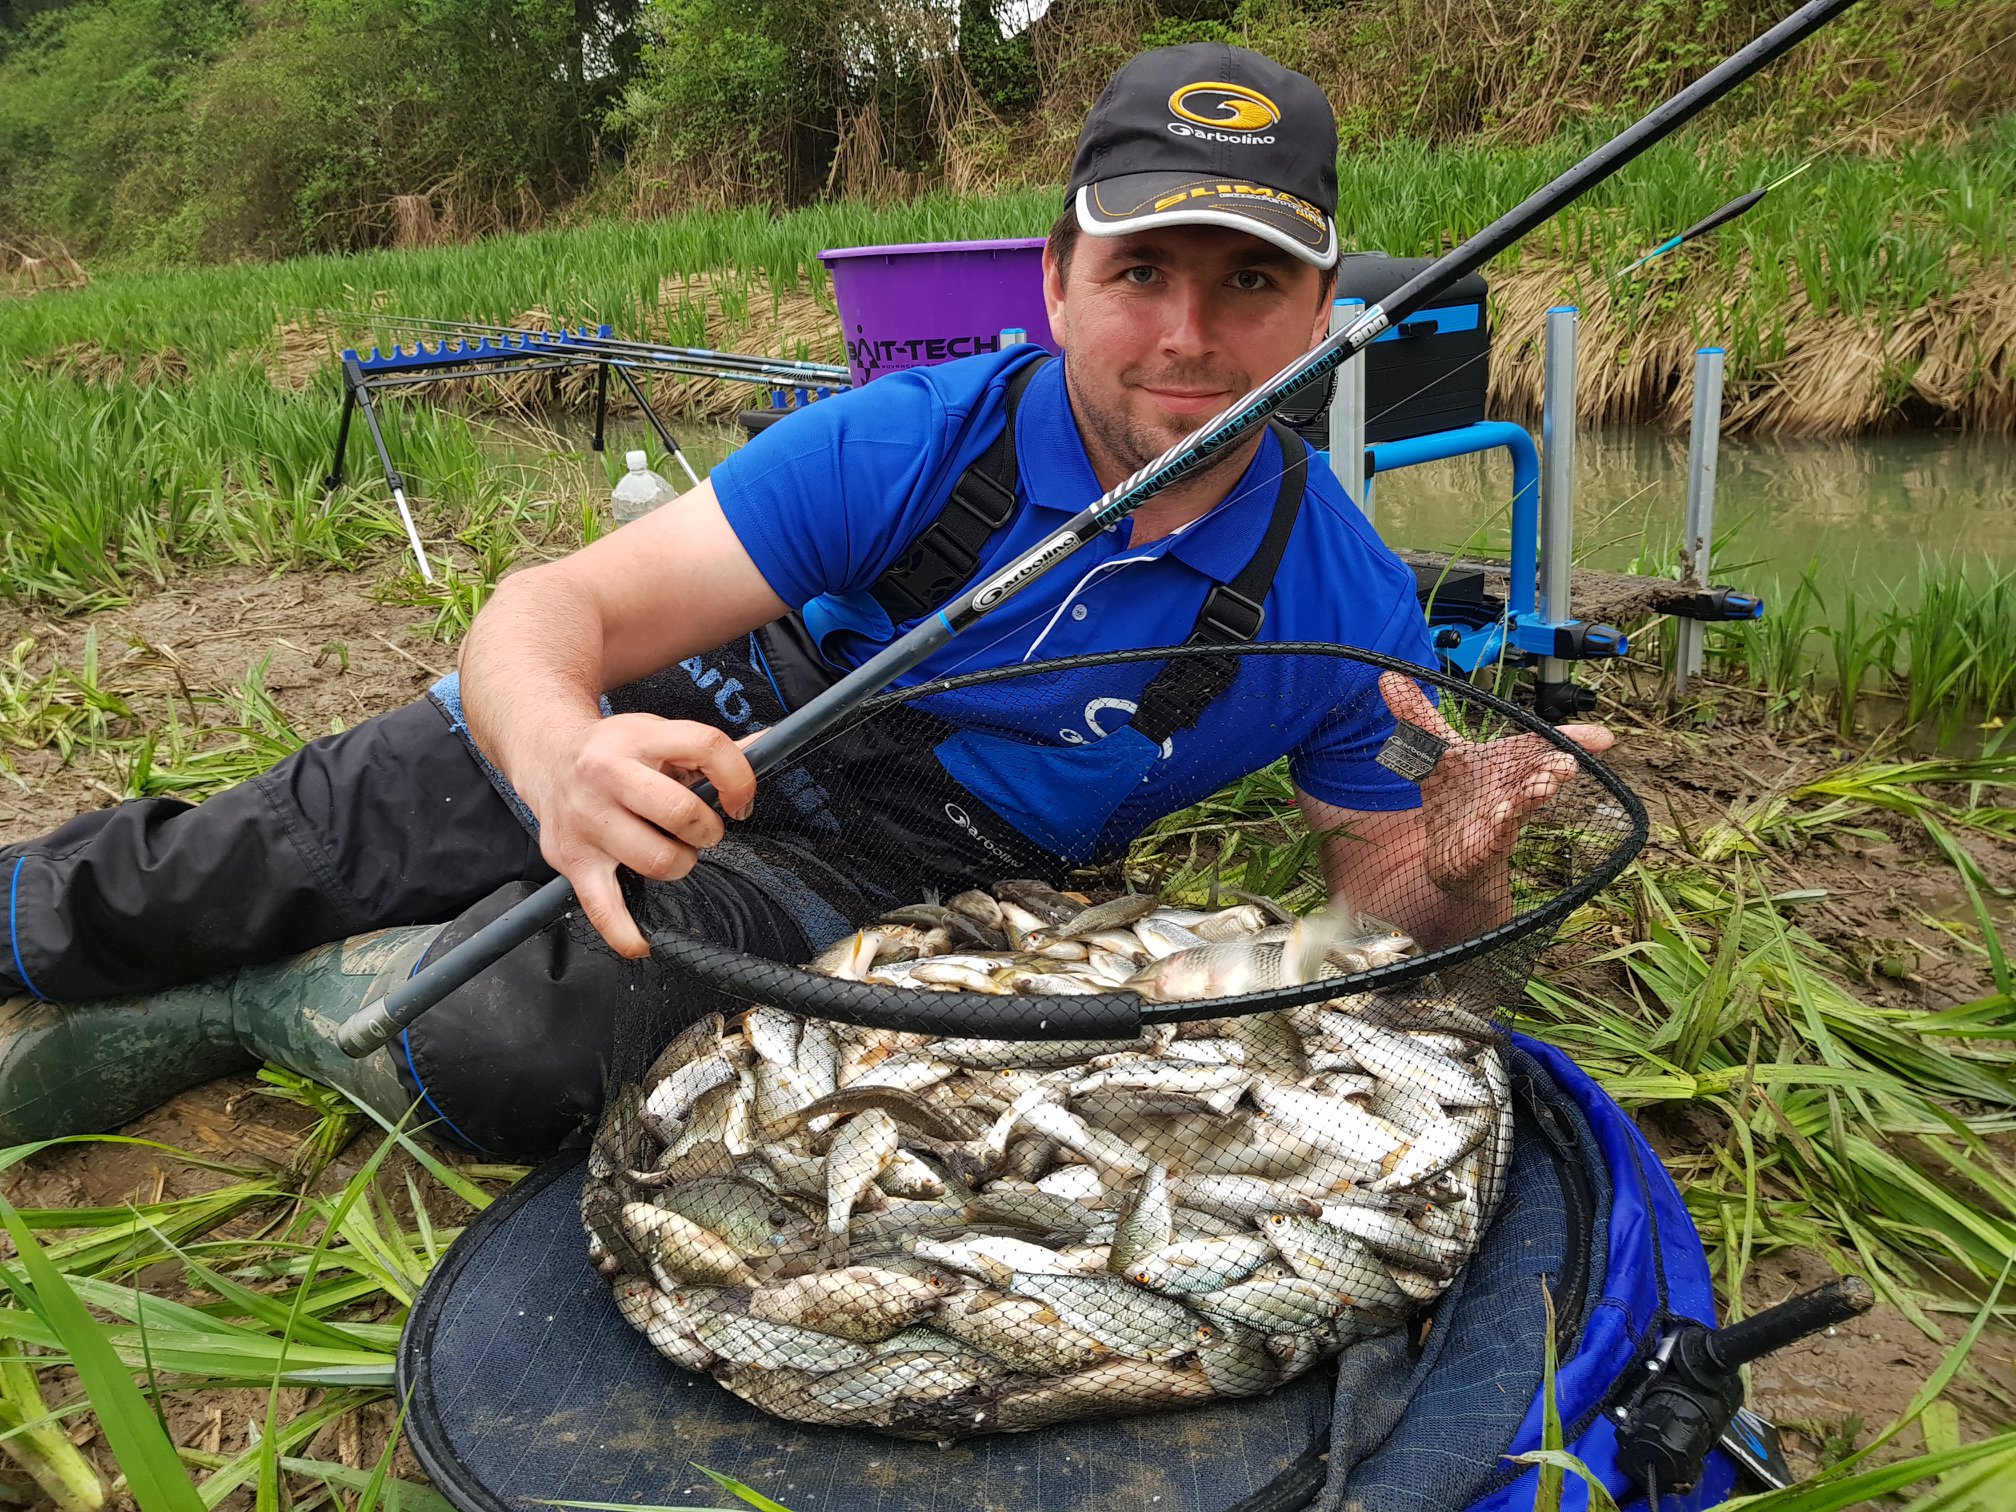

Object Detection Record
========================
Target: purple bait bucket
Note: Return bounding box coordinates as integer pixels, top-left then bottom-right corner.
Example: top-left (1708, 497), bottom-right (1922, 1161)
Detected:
top-left (819, 238), bottom-right (1056, 385)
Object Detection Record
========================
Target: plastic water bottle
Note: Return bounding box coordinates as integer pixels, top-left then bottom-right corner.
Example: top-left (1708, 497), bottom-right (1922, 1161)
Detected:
top-left (611, 450), bottom-right (677, 525)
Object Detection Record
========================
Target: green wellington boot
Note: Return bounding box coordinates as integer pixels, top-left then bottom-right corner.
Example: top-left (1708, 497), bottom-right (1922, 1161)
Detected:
top-left (0, 924), bottom-right (443, 1146)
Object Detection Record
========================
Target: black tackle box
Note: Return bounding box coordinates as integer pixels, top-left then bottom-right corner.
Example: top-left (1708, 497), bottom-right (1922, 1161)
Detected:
top-left (1277, 252), bottom-right (1490, 447)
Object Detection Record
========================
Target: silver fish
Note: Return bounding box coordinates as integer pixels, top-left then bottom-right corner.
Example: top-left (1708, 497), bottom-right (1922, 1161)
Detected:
top-left (1189, 903), bottom-right (1275, 942)
top-left (807, 1349), bottom-right (1002, 1412)
top-left (618, 1201), bottom-right (757, 1287)
top-left (641, 1051), bottom-right (737, 1140)
top-left (747, 1265), bottom-right (950, 1343)
top-left (1248, 1076), bottom-right (1413, 1180)
top-left (913, 1234), bottom-right (1101, 1285)
top-left (1260, 1214), bottom-right (1412, 1314)
top-left (1133, 915), bottom-right (1208, 960)
top-left (934, 1289), bottom-right (1115, 1375)
top-left (1024, 893), bottom-right (1159, 947)
top-left (1004, 1272), bottom-right (1205, 1363)
top-left (1315, 1013), bottom-right (1490, 1108)
top-left (1193, 1275), bottom-right (1348, 1332)
top-left (1108, 1163), bottom-right (1173, 1275)
top-left (1125, 1233), bottom-right (1277, 1295)
top-left (692, 1309), bottom-right (874, 1371)
top-left (1194, 1319), bottom-right (1282, 1396)
top-left (1168, 1174), bottom-right (1328, 1223)
top-left (825, 1109), bottom-right (899, 1252)
top-left (612, 1276), bottom-right (717, 1372)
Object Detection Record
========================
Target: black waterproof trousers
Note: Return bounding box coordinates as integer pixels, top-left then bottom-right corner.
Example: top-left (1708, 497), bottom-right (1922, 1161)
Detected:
top-left (0, 697), bottom-right (826, 1159)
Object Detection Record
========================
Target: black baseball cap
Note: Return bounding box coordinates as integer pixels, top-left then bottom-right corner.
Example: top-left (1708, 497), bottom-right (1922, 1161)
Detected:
top-left (1066, 43), bottom-right (1339, 269)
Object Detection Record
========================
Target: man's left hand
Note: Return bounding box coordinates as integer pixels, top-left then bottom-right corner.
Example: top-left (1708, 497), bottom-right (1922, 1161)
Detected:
top-left (1378, 671), bottom-right (1614, 899)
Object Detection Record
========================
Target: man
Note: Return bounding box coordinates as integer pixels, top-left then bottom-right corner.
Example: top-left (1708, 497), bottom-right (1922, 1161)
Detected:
top-left (0, 44), bottom-right (1605, 1160)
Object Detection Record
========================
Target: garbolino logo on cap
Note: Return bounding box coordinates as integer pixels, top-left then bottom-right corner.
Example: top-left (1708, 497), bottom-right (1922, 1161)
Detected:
top-left (1066, 43), bottom-right (1341, 268)
top-left (1168, 81), bottom-right (1281, 135)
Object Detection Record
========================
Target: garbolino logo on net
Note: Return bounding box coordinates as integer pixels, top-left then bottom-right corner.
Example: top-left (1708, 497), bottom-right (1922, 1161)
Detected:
top-left (1167, 81), bottom-right (1280, 141)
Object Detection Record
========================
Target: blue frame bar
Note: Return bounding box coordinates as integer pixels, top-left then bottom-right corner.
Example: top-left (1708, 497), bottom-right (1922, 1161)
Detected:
top-left (1362, 421), bottom-right (1629, 673)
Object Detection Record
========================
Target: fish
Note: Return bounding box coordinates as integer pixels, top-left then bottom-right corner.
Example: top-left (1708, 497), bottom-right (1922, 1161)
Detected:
top-left (618, 1201), bottom-right (758, 1288)
top-left (992, 880), bottom-right (1081, 925)
top-left (692, 1309), bottom-right (875, 1371)
top-left (807, 1349), bottom-right (1004, 1412)
top-left (879, 1148), bottom-right (950, 1200)
top-left (640, 1051), bottom-right (738, 1141)
top-left (1188, 903), bottom-right (1276, 942)
top-left (1194, 1320), bottom-right (1282, 1396)
top-left (775, 1084), bottom-right (973, 1143)
top-left (612, 1277), bottom-right (718, 1372)
top-left (1168, 1174), bottom-right (1329, 1223)
top-left (1003, 1272), bottom-right (1206, 1363)
top-left (743, 1006), bottom-right (801, 1069)
top-left (809, 930), bottom-right (884, 981)
top-left (1193, 1275), bottom-right (1350, 1332)
top-left (1313, 1012), bottom-right (1490, 1108)
top-left (1022, 893), bottom-right (1159, 947)
top-left (824, 1110), bottom-right (900, 1257)
top-left (1373, 1111), bottom-right (1491, 1194)
top-left (598, 875), bottom-right (1512, 1439)
top-left (962, 1186), bottom-right (1103, 1236)
top-left (1125, 1233), bottom-right (1278, 1296)
top-left (933, 1289), bottom-right (1116, 1375)
top-left (1132, 915), bottom-right (1208, 960)
top-left (913, 1235), bottom-right (1104, 1286)
top-left (1260, 1214), bottom-right (1411, 1314)
top-left (1248, 1076), bottom-right (1414, 1180)
top-left (1108, 1162), bottom-right (1173, 1275)
top-left (639, 1013), bottom-right (726, 1091)
top-left (747, 1265), bottom-right (950, 1343)
top-left (653, 1177), bottom-right (819, 1261)
top-left (947, 889), bottom-right (1004, 929)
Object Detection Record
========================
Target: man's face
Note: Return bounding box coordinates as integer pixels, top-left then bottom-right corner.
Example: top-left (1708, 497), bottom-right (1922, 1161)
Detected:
top-left (1043, 224), bottom-right (1332, 478)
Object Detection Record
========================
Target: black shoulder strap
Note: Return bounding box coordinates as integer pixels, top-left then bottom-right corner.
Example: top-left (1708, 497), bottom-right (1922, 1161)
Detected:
top-left (1129, 421), bottom-right (1309, 748)
top-left (868, 355), bottom-right (1051, 624)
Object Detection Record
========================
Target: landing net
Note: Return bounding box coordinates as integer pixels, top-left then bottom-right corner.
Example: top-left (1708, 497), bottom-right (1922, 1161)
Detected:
top-left (582, 644), bottom-right (1644, 1440)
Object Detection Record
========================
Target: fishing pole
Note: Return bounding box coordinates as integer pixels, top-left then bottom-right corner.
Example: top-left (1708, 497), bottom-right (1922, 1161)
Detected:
top-left (1616, 162), bottom-right (1812, 275)
top-left (337, 0), bottom-right (1862, 1059)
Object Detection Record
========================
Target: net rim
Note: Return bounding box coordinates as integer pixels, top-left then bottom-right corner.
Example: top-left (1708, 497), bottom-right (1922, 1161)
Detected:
top-left (647, 641), bottom-right (1647, 1038)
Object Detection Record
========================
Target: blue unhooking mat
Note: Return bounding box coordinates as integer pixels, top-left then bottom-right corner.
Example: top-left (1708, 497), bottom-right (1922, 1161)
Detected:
top-left (399, 1044), bottom-right (1730, 1512)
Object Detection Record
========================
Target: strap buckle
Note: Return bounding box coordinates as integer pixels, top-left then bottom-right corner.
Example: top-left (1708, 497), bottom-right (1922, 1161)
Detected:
top-left (1191, 584), bottom-right (1266, 645)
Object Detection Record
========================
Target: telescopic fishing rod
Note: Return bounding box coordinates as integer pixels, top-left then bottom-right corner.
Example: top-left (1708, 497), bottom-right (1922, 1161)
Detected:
top-left (337, 0), bottom-right (1862, 1059)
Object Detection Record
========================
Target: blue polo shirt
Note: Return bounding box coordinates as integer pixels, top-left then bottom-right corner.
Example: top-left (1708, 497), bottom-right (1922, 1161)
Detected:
top-left (713, 347), bottom-right (1435, 861)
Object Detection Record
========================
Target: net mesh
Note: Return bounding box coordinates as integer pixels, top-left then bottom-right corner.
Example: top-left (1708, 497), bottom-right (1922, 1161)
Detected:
top-left (580, 644), bottom-right (1643, 1441)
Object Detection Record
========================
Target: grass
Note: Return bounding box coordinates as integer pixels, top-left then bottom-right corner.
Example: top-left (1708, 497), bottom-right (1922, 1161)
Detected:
top-left (1, 124), bottom-right (2013, 614)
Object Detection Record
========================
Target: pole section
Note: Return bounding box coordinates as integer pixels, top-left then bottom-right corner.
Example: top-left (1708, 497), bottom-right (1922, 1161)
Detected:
top-left (1328, 298), bottom-right (1368, 519)
top-left (1537, 306), bottom-right (1579, 707)
top-left (1675, 347), bottom-right (1726, 696)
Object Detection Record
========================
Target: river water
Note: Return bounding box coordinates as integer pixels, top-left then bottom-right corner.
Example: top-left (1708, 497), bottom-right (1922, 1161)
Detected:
top-left (1364, 428), bottom-right (2016, 603)
top-left (550, 413), bottom-right (2016, 604)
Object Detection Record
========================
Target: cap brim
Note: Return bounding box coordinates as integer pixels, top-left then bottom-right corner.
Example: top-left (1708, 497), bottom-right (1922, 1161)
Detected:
top-left (1077, 177), bottom-right (1338, 269)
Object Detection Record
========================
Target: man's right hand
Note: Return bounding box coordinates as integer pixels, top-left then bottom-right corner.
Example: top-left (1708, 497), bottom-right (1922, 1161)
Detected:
top-left (526, 714), bottom-right (759, 958)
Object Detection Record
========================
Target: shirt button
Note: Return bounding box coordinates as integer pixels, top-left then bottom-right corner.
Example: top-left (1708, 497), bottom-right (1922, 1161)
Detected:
top-left (1070, 604), bottom-right (1088, 621)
